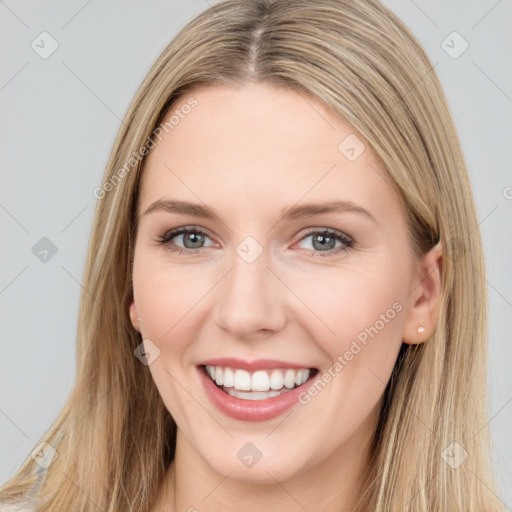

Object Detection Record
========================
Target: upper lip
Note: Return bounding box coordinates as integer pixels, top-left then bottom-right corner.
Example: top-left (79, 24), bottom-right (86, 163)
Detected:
top-left (197, 357), bottom-right (315, 371)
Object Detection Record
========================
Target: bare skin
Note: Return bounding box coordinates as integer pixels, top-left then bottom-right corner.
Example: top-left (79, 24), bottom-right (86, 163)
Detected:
top-left (129, 82), bottom-right (442, 512)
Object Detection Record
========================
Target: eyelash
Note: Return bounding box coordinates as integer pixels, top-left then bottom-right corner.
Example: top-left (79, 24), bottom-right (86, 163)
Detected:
top-left (156, 225), bottom-right (354, 258)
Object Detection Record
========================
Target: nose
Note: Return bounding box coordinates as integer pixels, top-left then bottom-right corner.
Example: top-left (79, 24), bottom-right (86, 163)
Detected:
top-left (212, 243), bottom-right (287, 340)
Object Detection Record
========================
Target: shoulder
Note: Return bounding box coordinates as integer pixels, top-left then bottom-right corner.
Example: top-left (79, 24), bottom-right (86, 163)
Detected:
top-left (0, 502), bottom-right (34, 512)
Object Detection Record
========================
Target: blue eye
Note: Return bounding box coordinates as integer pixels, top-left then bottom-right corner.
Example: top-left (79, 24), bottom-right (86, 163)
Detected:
top-left (157, 226), bottom-right (354, 257)
top-left (296, 228), bottom-right (353, 257)
top-left (156, 226), bottom-right (214, 255)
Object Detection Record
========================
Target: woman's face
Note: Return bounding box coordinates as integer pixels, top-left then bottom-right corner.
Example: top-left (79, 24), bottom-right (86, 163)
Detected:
top-left (130, 82), bottom-right (432, 483)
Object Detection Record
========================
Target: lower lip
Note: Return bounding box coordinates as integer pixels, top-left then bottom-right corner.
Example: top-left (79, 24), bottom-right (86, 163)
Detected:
top-left (198, 366), bottom-right (315, 422)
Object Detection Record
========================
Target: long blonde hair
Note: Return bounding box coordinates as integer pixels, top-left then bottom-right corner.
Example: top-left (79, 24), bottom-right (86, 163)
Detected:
top-left (1, 0), bottom-right (501, 510)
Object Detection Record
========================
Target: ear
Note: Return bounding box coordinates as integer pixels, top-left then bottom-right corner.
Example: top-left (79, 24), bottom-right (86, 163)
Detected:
top-left (129, 300), bottom-right (141, 333)
top-left (402, 241), bottom-right (443, 345)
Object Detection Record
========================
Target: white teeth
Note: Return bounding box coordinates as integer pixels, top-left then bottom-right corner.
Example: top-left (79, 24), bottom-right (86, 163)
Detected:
top-left (215, 366), bottom-right (223, 386)
top-left (296, 369), bottom-right (309, 386)
top-left (251, 370), bottom-right (270, 391)
top-left (204, 365), bottom-right (311, 394)
top-left (284, 369), bottom-right (296, 389)
top-left (270, 369), bottom-right (284, 390)
top-left (234, 369), bottom-right (252, 391)
top-left (225, 389), bottom-right (283, 400)
top-left (223, 367), bottom-right (234, 388)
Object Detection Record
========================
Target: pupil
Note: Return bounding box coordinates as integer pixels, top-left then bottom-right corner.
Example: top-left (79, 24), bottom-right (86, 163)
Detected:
top-left (313, 234), bottom-right (334, 251)
top-left (185, 232), bottom-right (203, 248)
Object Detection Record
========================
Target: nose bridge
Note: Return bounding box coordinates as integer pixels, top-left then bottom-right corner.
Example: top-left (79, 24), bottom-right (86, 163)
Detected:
top-left (213, 235), bottom-right (286, 337)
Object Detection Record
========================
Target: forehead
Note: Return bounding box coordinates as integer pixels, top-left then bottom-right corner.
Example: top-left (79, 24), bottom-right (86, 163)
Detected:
top-left (138, 82), bottom-right (403, 225)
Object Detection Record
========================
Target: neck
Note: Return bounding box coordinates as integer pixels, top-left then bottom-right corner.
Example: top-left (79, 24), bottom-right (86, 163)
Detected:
top-left (156, 421), bottom-right (376, 512)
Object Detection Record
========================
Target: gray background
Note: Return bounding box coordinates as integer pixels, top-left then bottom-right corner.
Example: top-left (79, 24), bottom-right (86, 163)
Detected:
top-left (1, 0), bottom-right (511, 506)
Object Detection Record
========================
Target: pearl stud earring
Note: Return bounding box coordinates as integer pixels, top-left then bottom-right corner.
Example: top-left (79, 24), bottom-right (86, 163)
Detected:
top-left (417, 325), bottom-right (425, 334)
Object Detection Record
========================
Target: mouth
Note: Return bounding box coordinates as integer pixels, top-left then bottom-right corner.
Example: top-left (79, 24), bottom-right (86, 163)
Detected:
top-left (197, 361), bottom-right (319, 422)
top-left (201, 365), bottom-right (318, 400)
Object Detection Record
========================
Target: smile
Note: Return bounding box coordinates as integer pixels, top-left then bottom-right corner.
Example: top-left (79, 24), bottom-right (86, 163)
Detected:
top-left (204, 365), bottom-right (312, 400)
top-left (197, 359), bottom-right (318, 421)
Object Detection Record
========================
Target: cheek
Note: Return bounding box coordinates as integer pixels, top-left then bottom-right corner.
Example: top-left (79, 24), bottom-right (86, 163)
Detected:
top-left (132, 260), bottom-right (210, 427)
top-left (291, 263), bottom-right (407, 416)
top-left (132, 257), bottom-right (205, 350)
top-left (291, 263), bottom-right (406, 353)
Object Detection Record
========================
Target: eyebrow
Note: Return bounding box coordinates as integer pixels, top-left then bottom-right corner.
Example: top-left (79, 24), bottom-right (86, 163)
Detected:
top-left (142, 198), bottom-right (377, 224)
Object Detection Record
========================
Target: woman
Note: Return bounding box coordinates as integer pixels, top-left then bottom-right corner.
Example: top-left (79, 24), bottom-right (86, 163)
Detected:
top-left (0, 0), bottom-right (503, 510)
